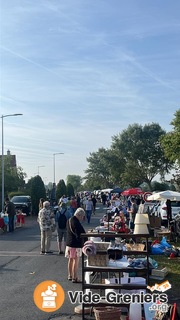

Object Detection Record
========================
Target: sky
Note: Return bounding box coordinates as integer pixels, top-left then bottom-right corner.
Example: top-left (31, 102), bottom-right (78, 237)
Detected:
top-left (1, 0), bottom-right (180, 185)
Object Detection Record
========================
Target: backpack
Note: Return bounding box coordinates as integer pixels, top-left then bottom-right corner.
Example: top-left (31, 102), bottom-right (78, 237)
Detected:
top-left (58, 210), bottom-right (67, 229)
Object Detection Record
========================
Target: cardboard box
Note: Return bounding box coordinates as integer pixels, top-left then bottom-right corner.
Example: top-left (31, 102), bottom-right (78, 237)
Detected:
top-left (150, 267), bottom-right (168, 280)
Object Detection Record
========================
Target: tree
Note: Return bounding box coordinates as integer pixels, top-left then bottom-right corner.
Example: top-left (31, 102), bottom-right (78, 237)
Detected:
top-left (161, 109), bottom-right (180, 166)
top-left (111, 123), bottom-right (173, 190)
top-left (150, 181), bottom-right (175, 192)
top-left (84, 148), bottom-right (116, 189)
top-left (0, 157), bottom-right (27, 209)
top-left (171, 170), bottom-right (180, 190)
top-left (160, 109), bottom-right (180, 190)
top-left (66, 175), bottom-right (82, 192)
top-left (56, 179), bottom-right (67, 202)
top-left (66, 183), bottom-right (74, 197)
top-left (30, 176), bottom-right (46, 215)
top-left (0, 157), bottom-right (27, 195)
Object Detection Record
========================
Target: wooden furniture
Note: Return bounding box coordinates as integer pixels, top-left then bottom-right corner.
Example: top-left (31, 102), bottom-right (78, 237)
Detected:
top-left (156, 230), bottom-right (171, 242)
top-left (81, 233), bottom-right (150, 320)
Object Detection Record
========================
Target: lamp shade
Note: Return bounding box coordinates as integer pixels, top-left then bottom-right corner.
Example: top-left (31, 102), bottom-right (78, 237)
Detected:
top-left (133, 224), bottom-right (149, 234)
top-left (134, 213), bottom-right (150, 225)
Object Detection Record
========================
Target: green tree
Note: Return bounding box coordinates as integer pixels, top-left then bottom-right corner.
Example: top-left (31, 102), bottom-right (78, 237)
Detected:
top-left (56, 179), bottom-right (67, 202)
top-left (84, 148), bottom-right (116, 189)
top-left (160, 109), bottom-right (180, 189)
top-left (66, 183), bottom-right (74, 197)
top-left (0, 157), bottom-right (27, 195)
top-left (151, 181), bottom-right (171, 191)
top-left (111, 123), bottom-right (173, 190)
top-left (82, 179), bottom-right (98, 192)
top-left (66, 175), bottom-right (82, 192)
top-left (30, 176), bottom-right (46, 215)
top-left (0, 157), bottom-right (27, 208)
top-left (161, 109), bottom-right (180, 166)
top-left (171, 170), bottom-right (180, 190)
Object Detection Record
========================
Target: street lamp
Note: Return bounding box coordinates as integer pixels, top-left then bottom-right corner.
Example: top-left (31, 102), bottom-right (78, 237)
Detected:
top-left (53, 152), bottom-right (64, 184)
top-left (1, 113), bottom-right (23, 213)
top-left (38, 165), bottom-right (45, 175)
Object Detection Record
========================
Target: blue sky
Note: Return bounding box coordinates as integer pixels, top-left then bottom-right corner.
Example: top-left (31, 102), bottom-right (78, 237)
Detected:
top-left (1, 0), bottom-right (180, 185)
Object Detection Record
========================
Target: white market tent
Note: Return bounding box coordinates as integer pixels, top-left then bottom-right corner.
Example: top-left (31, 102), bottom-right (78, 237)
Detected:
top-left (147, 190), bottom-right (180, 201)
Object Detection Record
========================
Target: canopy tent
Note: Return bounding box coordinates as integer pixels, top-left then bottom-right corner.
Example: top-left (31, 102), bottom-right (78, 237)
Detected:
top-left (110, 187), bottom-right (123, 194)
top-left (121, 188), bottom-right (143, 196)
top-left (147, 190), bottom-right (180, 201)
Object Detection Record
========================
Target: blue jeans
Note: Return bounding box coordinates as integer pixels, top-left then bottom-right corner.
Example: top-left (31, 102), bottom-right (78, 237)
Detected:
top-left (86, 210), bottom-right (92, 223)
top-left (9, 215), bottom-right (15, 232)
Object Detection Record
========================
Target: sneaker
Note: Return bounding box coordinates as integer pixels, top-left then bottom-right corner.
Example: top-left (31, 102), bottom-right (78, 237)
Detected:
top-left (40, 251), bottom-right (45, 255)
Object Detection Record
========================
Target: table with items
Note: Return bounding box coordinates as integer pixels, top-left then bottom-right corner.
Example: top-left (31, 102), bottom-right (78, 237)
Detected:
top-left (81, 231), bottom-right (152, 320)
top-left (0, 212), bottom-right (26, 231)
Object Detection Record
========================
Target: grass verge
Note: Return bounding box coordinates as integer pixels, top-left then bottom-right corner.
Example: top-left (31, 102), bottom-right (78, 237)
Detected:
top-left (149, 241), bottom-right (180, 305)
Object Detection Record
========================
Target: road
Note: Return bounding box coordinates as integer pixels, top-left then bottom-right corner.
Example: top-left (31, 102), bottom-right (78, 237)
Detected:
top-left (0, 205), bottom-right (105, 320)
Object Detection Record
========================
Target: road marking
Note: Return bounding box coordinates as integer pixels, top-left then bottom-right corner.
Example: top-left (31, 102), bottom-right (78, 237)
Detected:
top-left (0, 251), bottom-right (56, 256)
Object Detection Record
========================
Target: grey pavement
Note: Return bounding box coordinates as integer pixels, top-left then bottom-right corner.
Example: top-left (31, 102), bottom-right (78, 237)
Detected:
top-left (1, 204), bottom-right (179, 319)
top-left (0, 203), bottom-right (106, 320)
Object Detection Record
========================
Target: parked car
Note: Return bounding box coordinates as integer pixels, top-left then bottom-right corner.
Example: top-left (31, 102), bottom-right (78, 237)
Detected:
top-left (143, 201), bottom-right (157, 213)
top-left (10, 195), bottom-right (32, 216)
top-left (151, 200), bottom-right (180, 226)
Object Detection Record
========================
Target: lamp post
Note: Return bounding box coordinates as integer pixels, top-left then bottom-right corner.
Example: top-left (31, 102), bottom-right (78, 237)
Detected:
top-left (1, 113), bottom-right (23, 213)
top-left (38, 165), bottom-right (45, 175)
top-left (53, 152), bottom-right (64, 184)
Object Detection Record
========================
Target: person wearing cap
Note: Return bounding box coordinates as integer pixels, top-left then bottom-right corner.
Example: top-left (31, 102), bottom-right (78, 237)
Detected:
top-left (38, 201), bottom-right (54, 255)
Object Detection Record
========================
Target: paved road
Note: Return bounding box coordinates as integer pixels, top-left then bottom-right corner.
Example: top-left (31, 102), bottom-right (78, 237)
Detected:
top-left (0, 204), bottom-right (105, 320)
top-left (1, 205), bottom-right (179, 320)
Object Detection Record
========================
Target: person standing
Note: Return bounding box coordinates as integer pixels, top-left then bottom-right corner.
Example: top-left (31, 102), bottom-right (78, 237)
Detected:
top-left (91, 195), bottom-right (97, 215)
top-left (127, 198), bottom-right (138, 231)
top-left (76, 193), bottom-right (81, 208)
top-left (55, 203), bottom-right (71, 254)
top-left (166, 199), bottom-right (172, 225)
top-left (101, 193), bottom-right (107, 205)
top-left (70, 196), bottom-right (77, 215)
top-left (65, 208), bottom-right (87, 283)
top-left (5, 197), bottom-right (16, 232)
top-left (85, 197), bottom-right (93, 223)
top-left (38, 201), bottom-right (54, 255)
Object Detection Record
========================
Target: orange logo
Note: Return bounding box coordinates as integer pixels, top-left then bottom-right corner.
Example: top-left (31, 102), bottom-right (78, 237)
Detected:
top-left (33, 280), bottom-right (65, 312)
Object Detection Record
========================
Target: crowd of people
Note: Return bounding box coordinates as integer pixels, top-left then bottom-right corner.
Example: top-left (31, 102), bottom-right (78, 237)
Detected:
top-left (100, 193), bottom-right (144, 232)
top-left (37, 194), bottom-right (92, 283)
top-left (3, 191), bottom-right (144, 283)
